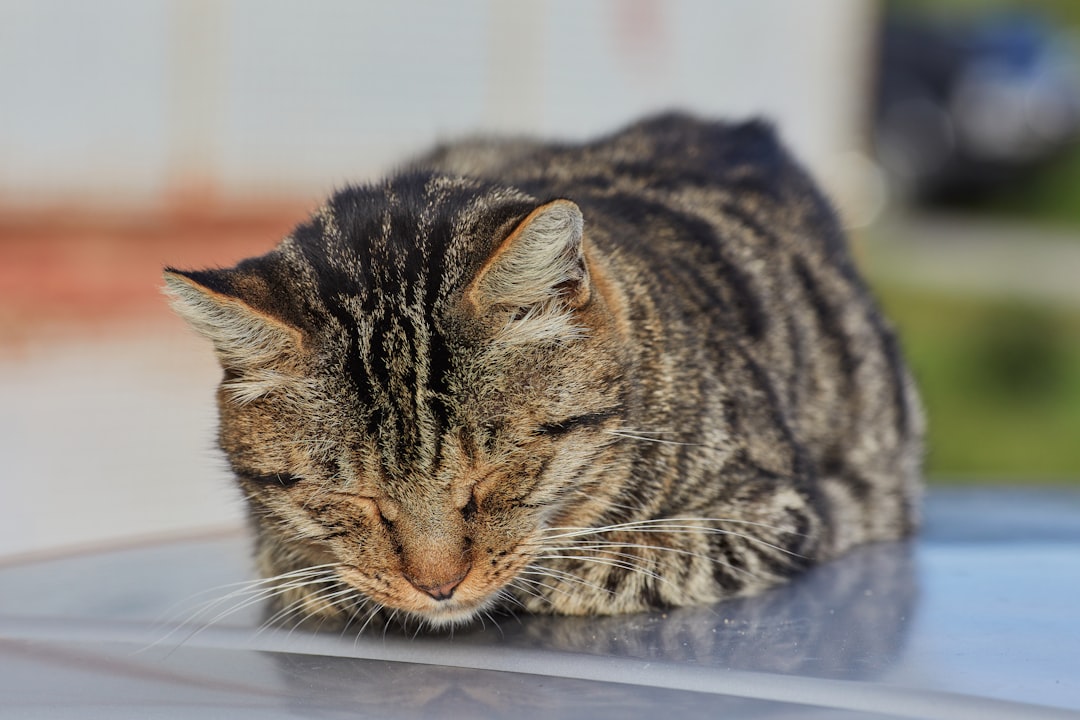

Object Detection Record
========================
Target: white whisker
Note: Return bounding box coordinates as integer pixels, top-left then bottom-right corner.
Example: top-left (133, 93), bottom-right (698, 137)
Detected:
top-left (604, 429), bottom-right (725, 452)
top-left (543, 541), bottom-right (765, 582)
top-left (536, 517), bottom-right (804, 559)
top-left (533, 553), bottom-right (665, 583)
top-left (519, 566), bottom-right (612, 596)
top-left (542, 515), bottom-right (803, 538)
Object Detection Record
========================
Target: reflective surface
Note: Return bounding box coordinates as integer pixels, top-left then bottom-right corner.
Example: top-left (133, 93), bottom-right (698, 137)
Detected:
top-left (1, 489), bottom-right (1078, 719)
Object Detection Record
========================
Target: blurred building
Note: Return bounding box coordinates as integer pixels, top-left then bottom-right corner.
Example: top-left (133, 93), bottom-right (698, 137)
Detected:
top-left (0, 0), bottom-right (881, 557)
top-left (0, 0), bottom-right (877, 216)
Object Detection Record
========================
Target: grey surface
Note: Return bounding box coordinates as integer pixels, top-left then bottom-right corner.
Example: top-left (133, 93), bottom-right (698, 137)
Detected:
top-left (1, 489), bottom-right (1078, 719)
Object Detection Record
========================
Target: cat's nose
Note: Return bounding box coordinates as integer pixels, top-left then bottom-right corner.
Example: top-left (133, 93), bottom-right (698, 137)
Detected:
top-left (405, 566), bottom-right (470, 601)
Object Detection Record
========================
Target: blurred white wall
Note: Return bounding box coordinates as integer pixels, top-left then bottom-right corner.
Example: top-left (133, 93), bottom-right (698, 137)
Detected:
top-left (0, 0), bottom-right (878, 211)
top-left (0, 0), bottom-right (880, 557)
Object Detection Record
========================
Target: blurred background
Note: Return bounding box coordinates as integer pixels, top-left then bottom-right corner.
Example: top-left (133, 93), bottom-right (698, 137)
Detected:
top-left (2, 0), bottom-right (1078, 557)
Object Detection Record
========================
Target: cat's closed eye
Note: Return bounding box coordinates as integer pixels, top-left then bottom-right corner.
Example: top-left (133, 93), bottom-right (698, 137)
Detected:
top-left (245, 472), bottom-right (304, 487)
top-left (537, 411), bottom-right (617, 437)
top-left (351, 495), bottom-right (396, 526)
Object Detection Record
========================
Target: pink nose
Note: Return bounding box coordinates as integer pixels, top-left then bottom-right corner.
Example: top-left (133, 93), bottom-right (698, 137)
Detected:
top-left (405, 567), bottom-right (469, 601)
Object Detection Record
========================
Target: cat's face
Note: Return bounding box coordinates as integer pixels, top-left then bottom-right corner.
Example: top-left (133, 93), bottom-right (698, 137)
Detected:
top-left (219, 327), bottom-right (625, 626)
top-left (166, 180), bottom-right (630, 626)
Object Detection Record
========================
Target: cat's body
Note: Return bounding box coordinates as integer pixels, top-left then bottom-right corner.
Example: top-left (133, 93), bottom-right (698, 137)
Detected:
top-left (166, 114), bottom-right (922, 630)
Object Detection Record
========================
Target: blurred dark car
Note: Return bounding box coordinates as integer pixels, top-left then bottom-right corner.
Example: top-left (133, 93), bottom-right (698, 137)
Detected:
top-left (875, 11), bottom-right (1080, 201)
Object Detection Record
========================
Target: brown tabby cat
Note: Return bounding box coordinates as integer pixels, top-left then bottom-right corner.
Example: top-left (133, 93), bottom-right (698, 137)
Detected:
top-left (164, 113), bottom-right (923, 631)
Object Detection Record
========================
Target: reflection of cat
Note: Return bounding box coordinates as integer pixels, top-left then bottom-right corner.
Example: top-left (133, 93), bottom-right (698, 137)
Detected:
top-left (265, 542), bottom-right (916, 717)
top-left (510, 540), bottom-right (917, 678)
top-left (270, 653), bottom-right (767, 720)
top-left (165, 113), bottom-right (923, 630)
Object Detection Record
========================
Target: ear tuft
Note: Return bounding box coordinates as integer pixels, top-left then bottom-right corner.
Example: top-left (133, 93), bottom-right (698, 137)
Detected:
top-left (163, 269), bottom-right (302, 379)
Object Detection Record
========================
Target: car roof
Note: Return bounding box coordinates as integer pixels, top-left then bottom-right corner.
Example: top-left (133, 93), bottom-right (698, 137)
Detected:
top-left (1, 488), bottom-right (1078, 719)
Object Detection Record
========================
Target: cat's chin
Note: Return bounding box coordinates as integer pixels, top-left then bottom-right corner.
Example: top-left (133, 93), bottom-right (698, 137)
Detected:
top-left (404, 597), bottom-right (496, 629)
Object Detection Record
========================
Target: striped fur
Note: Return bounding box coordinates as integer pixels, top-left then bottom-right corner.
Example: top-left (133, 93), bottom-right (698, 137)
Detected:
top-left (165, 113), bottom-right (923, 629)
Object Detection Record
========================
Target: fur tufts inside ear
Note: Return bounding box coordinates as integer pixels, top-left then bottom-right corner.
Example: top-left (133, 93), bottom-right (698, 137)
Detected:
top-left (163, 270), bottom-right (303, 388)
top-left (469, 199), bottom-right (590, 317)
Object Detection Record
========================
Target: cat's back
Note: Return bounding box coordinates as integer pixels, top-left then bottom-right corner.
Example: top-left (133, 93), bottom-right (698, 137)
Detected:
top-left (420, 114), bottom-right (889, 390)
top-left (421, 114), bottom-right (847, 266)
top-left (423, 113), bottom-right (797, 202)
top-left (426, 113), bottom-right (922, 553)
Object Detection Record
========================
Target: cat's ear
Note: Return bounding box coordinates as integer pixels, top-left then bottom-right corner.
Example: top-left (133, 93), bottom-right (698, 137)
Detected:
top-left (468, 199), bottom-right (591, 317)
top-left (163, 268), bottom-right (303, 373)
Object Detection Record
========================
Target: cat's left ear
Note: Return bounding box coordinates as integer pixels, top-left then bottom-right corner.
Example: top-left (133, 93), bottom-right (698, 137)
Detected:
top-left (467, 199), bottom-right (591, 316)
top-left (162, 267), bottom-right (303, 372)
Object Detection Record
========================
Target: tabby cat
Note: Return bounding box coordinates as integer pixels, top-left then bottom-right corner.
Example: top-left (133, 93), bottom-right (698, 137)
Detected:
top-left (164, 113), bottom-right (922, 630)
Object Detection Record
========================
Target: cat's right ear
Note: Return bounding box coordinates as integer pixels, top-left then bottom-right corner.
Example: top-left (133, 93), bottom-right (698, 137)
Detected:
top-left (465, 199), bottom-right (593, 345)
top-left (163, 268), bottom-right (302, 373)
top-left (468, 199), bottom-right (589, 313)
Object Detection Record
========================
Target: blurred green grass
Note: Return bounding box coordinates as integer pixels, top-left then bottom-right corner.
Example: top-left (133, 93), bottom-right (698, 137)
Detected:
top-left (983, 154), bottom-right (1080, 227)
top-left (878, 0), bottom-right (1080, 482)
top-left (895, 0), bottom-right (1080, 25)
top-left (873, 282), bottom-right (1080, 482)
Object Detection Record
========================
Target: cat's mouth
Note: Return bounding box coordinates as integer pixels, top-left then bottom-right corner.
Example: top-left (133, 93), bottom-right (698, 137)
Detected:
top-left (336, 565), bottom-right (502, 628)
top-left (413, 597), bottom-right (494, 627)
top-left (382, 587), bottom-right (501, 629)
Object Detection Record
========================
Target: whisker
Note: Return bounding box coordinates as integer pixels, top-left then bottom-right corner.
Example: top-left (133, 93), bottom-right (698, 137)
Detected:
top-left (536, 517), bottom-right (805, 559)
top-left (533, 553), bottom-right (665, 583)
top-left (353, 603), bottom-right (388, 640)
top-left (508, 578), bottom-right (570, 608)
top-left (157, 564), bottom-right (342, 625)
top-left (147, 564), bottom-right (347, 652)
top-left (609, 426), bottom-right (681, 435)
top-left (481, 609), bottom-right (505, 639)
top-left (549, 541), bottom-right (770, 585)
top-left (257, 595), bottom-right (314, 635)
top-left (337, 596), bottom-right (373, 641)
top-left (197, 575), bottom-right (337, 631)
top-left (541, 515), bottom-right (804, 538)
top-left (543, 540), bottom-right (764, 579)
top-left (382, 609), bottom-right (400, 639)
top-left (506, 577), bottom-right (560, 604)
top-left (493, 587), bottom-right (528, 612)
top-left (518, 566), bottom-right (612, 596)
top-left (604, 429), bottom-right (726, 453)
top-left (544, 543), bottom-right (700, 567)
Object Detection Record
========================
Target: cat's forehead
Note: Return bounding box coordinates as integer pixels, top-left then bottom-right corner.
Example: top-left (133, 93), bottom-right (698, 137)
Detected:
top-left (265, 175), bottom-right (540, 446)
top-left (289, 174), bottom-right (537, 300)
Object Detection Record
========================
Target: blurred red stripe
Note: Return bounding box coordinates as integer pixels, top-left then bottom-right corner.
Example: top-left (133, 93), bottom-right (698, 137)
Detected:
top-left (0, 198), bottom-right (315, 345)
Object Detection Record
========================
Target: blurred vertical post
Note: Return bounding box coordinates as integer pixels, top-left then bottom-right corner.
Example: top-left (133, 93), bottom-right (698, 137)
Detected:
top-left (167, 0), bottom-right (224, 206)
top-left (485, 1), bottom-right (546, 130)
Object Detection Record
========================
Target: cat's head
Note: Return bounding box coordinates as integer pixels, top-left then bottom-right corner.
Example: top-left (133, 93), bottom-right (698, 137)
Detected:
top-left (164, 175), bottom-right (631, 627)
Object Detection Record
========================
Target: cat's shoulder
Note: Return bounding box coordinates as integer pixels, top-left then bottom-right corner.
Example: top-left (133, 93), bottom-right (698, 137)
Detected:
top-left (601, 112), bottom-right (813, 195)
top-left (605, 111), bottom-right (783, 160)
top-left (414, 112), bottom-right (800, 188)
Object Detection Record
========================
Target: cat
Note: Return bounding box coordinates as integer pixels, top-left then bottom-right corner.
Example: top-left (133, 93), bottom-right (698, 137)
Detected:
top-left (164, 113), bottom-right (923, 631)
